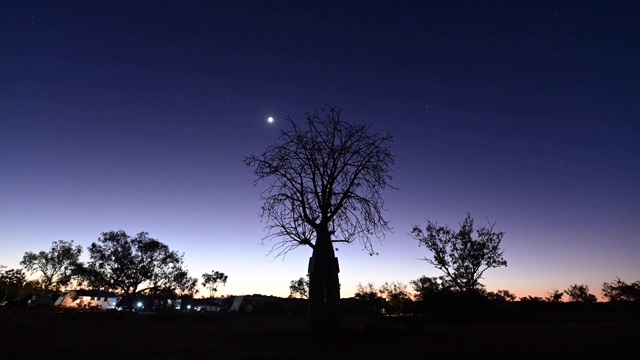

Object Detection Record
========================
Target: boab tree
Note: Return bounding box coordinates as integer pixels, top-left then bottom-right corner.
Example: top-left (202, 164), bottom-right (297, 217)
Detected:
top-left (411, 214), bottom-right (507, 294)
top-left (245, 104), bottom-right (395, 331)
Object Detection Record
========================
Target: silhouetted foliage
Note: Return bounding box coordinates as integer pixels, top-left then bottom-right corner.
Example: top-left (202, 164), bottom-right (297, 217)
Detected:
top-left (602, 278), bottom-right (640, 302)
top-left (411, 278), bottom-right (490, 321)
top-left (410, 275), bottom-right (453, 302)
top-left (485, 289), bottom-right (517, 302)
top-left (519, 295), bottom-right (544, 302)
top-left (354, 282), bottom-right (380, 301)
top-left (245, 104), bottom-right (395, 331)
top-left (19, 280), bottom-right (44, 297)
top-left (76, 231), bottom-right (194, 303)
top-left (564, 284), bottom-right (597, 303)
top-left (544, 289), bottom-right (564, 303)
top-left (20, 240), bottom-right (82, 294)
top-left (0, 266), bottom-right (26, 303)
top-left (201, 270), bottom-right (228, 298)
top-left (289, 275), bottom-right (309, 299)
top-left (411, 214), bottom-right (507, 293)
top-left (380, 281), bottom-right (411, 313)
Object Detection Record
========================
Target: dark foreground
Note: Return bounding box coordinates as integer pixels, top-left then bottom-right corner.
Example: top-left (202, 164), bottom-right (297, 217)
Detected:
top-left (1, 311), bottom-right (638, 359)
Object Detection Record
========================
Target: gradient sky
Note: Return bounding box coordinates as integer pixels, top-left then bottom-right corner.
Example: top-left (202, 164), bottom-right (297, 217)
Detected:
top-left (1, 1), bottom-right (638, 300)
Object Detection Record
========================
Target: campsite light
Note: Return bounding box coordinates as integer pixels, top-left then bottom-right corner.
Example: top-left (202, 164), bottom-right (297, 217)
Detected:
top-left (187, 305), bottom-right (191, 310)
top-left (137, 302), bottom-right (143, 308)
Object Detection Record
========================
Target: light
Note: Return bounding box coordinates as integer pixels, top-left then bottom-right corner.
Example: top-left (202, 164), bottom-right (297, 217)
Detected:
top-left (187, 305), bottom-right (191, 309)
top-left (137, 302), bottom-right (143, 307)
top-left (267, 117), bottom-right (274, 123)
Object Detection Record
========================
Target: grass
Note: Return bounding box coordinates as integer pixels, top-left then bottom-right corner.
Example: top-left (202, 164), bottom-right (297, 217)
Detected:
top-left (1, 310), bottom-right (638, 359)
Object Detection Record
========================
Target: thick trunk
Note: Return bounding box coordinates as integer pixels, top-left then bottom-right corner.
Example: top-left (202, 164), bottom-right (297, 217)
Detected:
top-left (309, 227), bottom-right (340, 332)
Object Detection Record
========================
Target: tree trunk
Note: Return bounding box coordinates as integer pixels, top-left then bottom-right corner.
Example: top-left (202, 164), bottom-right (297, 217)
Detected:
top-left (309, 227), bottom-right (340, 332)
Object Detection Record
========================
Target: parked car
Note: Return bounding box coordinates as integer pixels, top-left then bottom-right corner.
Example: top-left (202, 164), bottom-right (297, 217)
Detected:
top-left (193, 300), bottom-right (228, 313)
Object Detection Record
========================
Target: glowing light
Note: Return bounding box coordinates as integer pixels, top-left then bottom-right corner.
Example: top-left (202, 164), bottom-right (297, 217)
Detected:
top-left (267, 117), bottom-right (274, 123)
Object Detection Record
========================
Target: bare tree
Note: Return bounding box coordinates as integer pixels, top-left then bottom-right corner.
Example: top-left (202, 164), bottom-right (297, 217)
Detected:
top-left (411, 214), bottom-right (507, 293)
top-left (245, 104), bottom-right (395, 331)
top-left (20, 240), bottom-right (82, 294)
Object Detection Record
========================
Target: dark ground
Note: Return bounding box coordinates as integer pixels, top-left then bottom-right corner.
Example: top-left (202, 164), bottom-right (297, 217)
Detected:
top-left (1, 311), bottom-right (638, 359)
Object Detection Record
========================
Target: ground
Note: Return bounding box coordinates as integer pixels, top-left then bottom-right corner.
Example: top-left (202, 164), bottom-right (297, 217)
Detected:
top-left (1, 311), bottom-right (638, 359)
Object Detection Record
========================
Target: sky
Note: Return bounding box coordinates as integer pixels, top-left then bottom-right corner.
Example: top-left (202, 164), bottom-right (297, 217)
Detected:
top-left (1, 1), bottom-right (638, 300)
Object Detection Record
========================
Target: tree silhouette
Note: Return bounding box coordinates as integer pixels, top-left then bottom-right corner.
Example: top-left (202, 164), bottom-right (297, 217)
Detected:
top-left (544, 288), bottom-right (564, 303)
top-left (485, 289), bottom-right (517, 302)
top-left (410, 275), bottom-right (453, 301)
top-left (602, 278), bottom-right (640, 302)
top-left (76, 231), bottom-right (193, 307)
top-left (354, 282), bottom-right (380, 301)
top-left (245, 104), bottom-right (395, 332)
top-left (289, 275), bottom-right (309, 299)
top-left (0, 266), bottom-right (26, 303)
top-left (20, 240), bottom-right (82, 294)
top-left (411, 214), bottom-right (507, 293)
top-left (519, 295), bottom-right (544, 302)
top-left (201, 270), bottom-right (228, 298)
top-left (380, 281), bottom-right (411, 313)
top-left (564, 284), bottom-right (597, 303)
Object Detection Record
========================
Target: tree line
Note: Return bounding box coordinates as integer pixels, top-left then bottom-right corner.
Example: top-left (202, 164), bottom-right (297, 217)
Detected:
top-left (0, 231), bottom-right (227, 305)
top-left (1, 223), bottom-right (638, 310)
top-left (3, 104), bottom-right (638, 330)
top-left (286, 212), bottom-right (639, 310)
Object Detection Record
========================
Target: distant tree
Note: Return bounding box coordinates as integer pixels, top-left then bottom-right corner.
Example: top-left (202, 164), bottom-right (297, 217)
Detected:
top-left (544, 288), bottom-right (564, 303)
top-left (76, 231), bottom-right (192, 306)
top-left (245, 104), bottom-right (395, 331)
top-left (380, 281), bottom-right (411, 313)
top-left (0, 266), bottom-right (26, 303)
top-left (20, 240), bottom-right (82, 294)
top-left (602, 278), bottom-right (640, 302)
top-left (519, 295), bottom-right (544, 302)
top-left (289, 275), bottom-right (310, 299)
top-left (411, 214), bottom-right (507, 294)
top-left (151, 267), bottom-right (198, 299)
top-left (354, 282), bottom-right (380, 301)
top-left (564, 284), bottom-right (597, 303)
top-left (410, 275), bottom-right (453, 301)
top-left (176, 277), bottom-right (199, 298)
top-left (201, 270), bottom-right (228, 298)
top-left (485, 289), bottom-right (517, 302)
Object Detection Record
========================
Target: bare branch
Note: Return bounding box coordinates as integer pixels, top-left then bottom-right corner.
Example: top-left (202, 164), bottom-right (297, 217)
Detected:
top-left (245, 105), bottom-right (395, 258)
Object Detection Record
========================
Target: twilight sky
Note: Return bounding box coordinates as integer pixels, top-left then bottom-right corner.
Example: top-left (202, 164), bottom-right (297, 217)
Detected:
top-left (1, 1), bottom-right (638, 300)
